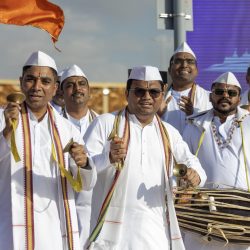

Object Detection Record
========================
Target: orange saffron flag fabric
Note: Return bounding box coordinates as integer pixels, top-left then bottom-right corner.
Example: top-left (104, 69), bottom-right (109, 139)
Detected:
top-left (0, 0), bottom-right (64, 43)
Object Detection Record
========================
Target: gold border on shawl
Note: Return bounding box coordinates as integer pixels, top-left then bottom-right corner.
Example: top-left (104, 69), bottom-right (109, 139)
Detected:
top-left (21, 104), bottom-right (35, 250)
top-left (48, 106), bottom-right (74, 250)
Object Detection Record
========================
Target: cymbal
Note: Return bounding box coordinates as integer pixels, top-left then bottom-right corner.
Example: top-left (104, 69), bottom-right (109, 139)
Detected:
top-left (6, 92), bottom-right (26, 104)
top-left (173, 164), bottom-right (187, 177)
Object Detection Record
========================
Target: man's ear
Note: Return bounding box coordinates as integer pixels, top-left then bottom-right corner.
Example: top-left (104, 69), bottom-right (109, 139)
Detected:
top-left (209, 92), bottom-right (212, 102)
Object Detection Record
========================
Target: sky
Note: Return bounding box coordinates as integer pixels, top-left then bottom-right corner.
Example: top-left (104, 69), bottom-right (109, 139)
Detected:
top-left (0, 0), bottom-right (174, 82)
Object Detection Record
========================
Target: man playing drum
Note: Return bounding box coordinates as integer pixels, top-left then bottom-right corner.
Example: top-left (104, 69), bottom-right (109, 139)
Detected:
top-left (183, 72), bottom-right (250, 250)
top-left (84, 65), bottom-right (207, 250)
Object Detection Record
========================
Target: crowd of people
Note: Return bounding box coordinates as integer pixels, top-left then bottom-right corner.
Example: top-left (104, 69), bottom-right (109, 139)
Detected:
top-left (0, 42), bottom-right (249, 250)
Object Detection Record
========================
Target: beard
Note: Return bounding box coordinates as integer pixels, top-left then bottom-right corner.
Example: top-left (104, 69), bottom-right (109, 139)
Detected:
top-left (213, 101), bottom-right (238, 116)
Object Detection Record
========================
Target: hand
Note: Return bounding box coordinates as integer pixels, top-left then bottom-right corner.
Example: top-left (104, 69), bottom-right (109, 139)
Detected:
top-left (179, 96), bottom-right (194, 116)
top-left (157, 96), bottom-right (172, 117)
top-left (183, 168), bottom-right (201, 187)
top-left (69, 142), bottom-right (88, 168)
top-left (3, 102), bottom-right (21, 140)
top-left (109, 136), bottom-right (127, 164)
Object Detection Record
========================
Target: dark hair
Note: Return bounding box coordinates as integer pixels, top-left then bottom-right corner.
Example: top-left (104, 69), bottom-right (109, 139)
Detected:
top-left (22, 65), bottom-right (58, 82)
top-left (126, 79), bottom-right (164, 91)
top-left (211, 82), bottom-right (241, 95)
top-left (247, 67), bottom-right (250, 76)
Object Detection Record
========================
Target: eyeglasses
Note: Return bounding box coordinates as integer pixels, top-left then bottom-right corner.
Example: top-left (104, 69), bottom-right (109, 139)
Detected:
top-left (212, 88), bottom-right (239, 97)
top-left (172, 58), bottom-right (196, 65)
top-left (129, 87), bottom-right (162, 98)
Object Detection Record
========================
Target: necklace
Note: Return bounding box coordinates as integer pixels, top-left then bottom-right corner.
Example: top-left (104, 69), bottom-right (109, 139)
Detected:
top-left (211, 116), bottom-right (238, 149)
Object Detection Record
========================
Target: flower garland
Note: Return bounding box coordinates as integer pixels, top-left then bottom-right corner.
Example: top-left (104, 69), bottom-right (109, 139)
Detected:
top-left (211, 116), bottom-right (238, 149)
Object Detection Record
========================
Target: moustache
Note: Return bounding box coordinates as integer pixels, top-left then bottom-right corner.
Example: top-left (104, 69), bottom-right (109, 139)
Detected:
top-left (72, 92), bottom-right (84, 97)
top-left (218, 98), bottom-right (231, 104)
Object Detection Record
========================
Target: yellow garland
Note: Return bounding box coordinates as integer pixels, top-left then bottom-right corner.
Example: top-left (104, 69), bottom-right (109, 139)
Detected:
top-left (10, 119), bottom-right (21, 162)
top-left (52, 142), bottom-right (82, 192)
top-left (239, 122), bottom-right (250, 191)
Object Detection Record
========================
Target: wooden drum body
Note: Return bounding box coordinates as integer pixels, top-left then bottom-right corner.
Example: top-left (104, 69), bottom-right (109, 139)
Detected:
top-left (174, 188), bottom-right (250, 245)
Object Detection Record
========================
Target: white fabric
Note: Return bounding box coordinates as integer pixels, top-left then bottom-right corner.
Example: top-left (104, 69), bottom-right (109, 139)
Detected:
top-left (50, 101), bottom-right (63, 115)
top-left (128, 65), bottom-right (162, 81)
top-left (213, 71), bottom-right (241, 89)
top-left (240, 89), bottom-right (249, 105)
top-left (63, 108), bottom-right (98, 249)
top-left (161, 84), bottom-right (212, 135)
top-left (24, 50), bottom-right (57, 72)
top-left (61, 64), bottom-right (88, 84)
top-left (174, 42), bottom-right (196, 59)
top-left (0, 105), bottom-right (96, 250)
top-left (182, 107), bottom-right (250, 250)
top-left (64, 109), bottom-right (98, 139)
top-left (84, 111), bottom-right (207, 250)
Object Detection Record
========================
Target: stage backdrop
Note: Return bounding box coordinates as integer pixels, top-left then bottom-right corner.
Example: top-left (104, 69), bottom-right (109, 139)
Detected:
top-left (187, 0), bottom-right (250, 92)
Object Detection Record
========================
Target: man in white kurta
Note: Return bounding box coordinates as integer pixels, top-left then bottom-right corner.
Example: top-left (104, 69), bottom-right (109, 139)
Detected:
top-left (0, 51), bottom-right (96, 250)
top-left (84, 66), bottom-right (207, 250)
top-left (160, 42), bottom-right (211, 134)
top-left (183, 72), bottom-right (250, 250)
top-left (60, 64), bottom-right (98, 249)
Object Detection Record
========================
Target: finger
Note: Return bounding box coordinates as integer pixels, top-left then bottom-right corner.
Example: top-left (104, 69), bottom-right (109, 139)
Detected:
top-left (113, 136), bottom-right (123, 144)
top-left (180, 96), bottom-right (191, 102)
top-left (166, 96), bottom-right (172, 104)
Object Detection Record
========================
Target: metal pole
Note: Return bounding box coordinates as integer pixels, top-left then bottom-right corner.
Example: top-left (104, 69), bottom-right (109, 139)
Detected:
top-left (173, 0), bottom-right (186, 49)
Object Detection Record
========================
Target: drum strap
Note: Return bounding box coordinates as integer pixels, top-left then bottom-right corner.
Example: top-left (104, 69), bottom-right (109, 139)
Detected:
top-left (195, 130), bottom-right (205, 157)
top-left (239, 122), bottom-right (250, 191)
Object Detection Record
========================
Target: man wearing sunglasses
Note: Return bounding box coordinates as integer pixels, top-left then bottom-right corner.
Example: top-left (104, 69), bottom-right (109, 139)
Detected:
top-left (183, 72), bottom-right (250, 250)
top-left (84, 65), bottom-right (206, 250)
top-left (159, 42), bottom-right (212, 135)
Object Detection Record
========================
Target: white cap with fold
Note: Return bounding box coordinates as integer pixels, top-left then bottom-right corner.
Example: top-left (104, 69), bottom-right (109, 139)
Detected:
top-left (212, 72), bottom-right (241, 89)
top-left (173, 41), bottom-right (196, 59)
top-left (128, 66), bottom-right (162, 81)
top-left (23, 51), bottom-right (57, 73)
top-left (61, 64), bottom-right (88, 84)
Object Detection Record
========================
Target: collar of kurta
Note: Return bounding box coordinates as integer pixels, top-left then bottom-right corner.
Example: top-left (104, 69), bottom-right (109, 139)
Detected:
top-left (187, 107), bottom-right (249, 132)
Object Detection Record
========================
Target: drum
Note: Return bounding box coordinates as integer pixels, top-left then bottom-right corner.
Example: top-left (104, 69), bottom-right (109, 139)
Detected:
top-left (174, 188), bottom-right (250, 245)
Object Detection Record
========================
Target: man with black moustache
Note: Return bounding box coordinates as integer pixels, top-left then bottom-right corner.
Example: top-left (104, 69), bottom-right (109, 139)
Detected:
top-left (60, 64), bottom-right (98, 249)
top-left (183, 72), bottom-right (250, 250)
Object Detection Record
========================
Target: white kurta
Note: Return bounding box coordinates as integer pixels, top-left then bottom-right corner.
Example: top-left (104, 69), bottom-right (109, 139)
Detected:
top-left (64, 108), bottom-right (98, 249)
top-left (84, 111), bottom-right (207, 250)
top-left (0, 105), bottom-right (96, 250)
top-left (51, 101), bottom-right (64, 115)
top-left (161, 84), bottom-right (212, 135)
top-left (182, 107), bottom-right (250, 250)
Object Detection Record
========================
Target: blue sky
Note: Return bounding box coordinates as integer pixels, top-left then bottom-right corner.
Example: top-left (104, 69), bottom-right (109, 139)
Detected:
top-left (0, 0), bottom-right (174, 82)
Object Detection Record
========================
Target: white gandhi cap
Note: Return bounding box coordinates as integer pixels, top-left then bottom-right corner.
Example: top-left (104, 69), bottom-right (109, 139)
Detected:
top-left (128, 66), bottom-right (163, 81)
top-left (212, 72), bottom-right (241, 89)
top-left (173, 41), bottom-right (196, 59)
top-left (61, 64), bottom-right (88, 84)
top-left (23, 51), bottom-right (57, 73)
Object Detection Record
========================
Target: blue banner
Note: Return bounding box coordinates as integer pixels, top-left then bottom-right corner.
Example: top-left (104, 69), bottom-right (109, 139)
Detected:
top-left (187, 0), bottom-right (250, 91)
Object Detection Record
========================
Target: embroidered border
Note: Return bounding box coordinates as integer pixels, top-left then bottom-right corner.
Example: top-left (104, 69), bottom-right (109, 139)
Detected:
top-left (21, 103), bottom-right (35, 250)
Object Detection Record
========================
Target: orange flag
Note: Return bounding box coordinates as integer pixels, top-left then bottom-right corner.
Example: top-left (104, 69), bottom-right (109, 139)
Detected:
top-left (0, 0), bottom-right (64, 43)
